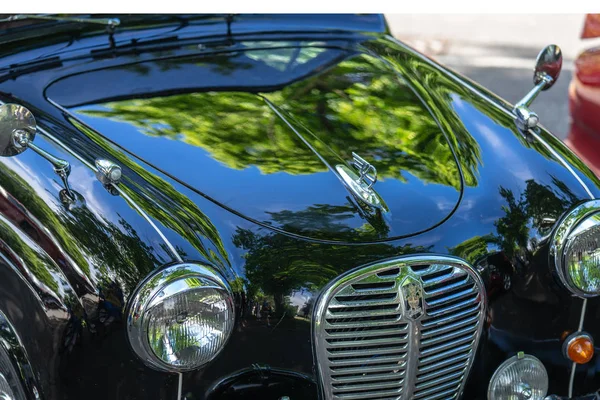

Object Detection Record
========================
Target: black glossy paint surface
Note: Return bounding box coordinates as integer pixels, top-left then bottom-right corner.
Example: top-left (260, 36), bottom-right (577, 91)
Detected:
top-left (52, 48), bottom-right (463, 242)
top-left (0, 14), bottom-right (598, 400)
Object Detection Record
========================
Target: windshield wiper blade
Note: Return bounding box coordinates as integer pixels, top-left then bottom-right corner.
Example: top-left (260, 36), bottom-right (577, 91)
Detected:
top-left (2, 14), bottom-right (120, 28)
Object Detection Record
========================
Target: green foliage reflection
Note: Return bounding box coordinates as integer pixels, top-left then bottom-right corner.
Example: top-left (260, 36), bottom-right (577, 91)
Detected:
top-left (77, 52), bottom-right (462, 189)
top-left (233, 205), bottom-right (433, 317)
top-left (450, 178), bottom-right (578, 264)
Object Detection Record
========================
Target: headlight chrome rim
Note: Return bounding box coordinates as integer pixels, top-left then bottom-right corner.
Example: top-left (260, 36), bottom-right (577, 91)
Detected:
top-left (127, 263), bottom-right (234, 372)
top-left (551, 200), bottom-right (600, 298)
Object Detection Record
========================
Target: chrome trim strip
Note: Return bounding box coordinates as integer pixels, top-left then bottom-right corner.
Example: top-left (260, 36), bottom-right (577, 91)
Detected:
top-left (263, 98), bottom-right (334, 172)
top-left (568, 363), bottom-right (576, 398)
top-left (313, 254), bottom-right (486, 400)
top-left (177, 373), bottom-right (183, 400)
top-left (528, 130), bottom-right (594, 199)
top-left (550, 198), bottom-right (596, 397)
top-left (116, 187), bottom-right (183, 263)
top-left (15, 99), bottom-right (184, 263)
top-left (568, 298), bottom-right (589, 397)
top-left (550, 198), bottom-right (596, 395)
top-left (578, 298), bottom-right (588, 331)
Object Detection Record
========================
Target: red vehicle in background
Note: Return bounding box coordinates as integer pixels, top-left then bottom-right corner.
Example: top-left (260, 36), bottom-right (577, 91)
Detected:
top-left (567, 14), bottom-right (600, 176)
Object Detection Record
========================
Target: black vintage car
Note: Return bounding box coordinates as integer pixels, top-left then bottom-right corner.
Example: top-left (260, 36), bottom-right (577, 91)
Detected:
top-left (0, 13), bottom-right (599, 400)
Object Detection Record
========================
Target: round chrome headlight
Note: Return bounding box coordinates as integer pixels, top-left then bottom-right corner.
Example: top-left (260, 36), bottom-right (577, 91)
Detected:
top-left (488, 352), bottom-right (548, 400)
top-left (127, 263), bottom-right (234, 372)
top-left (552, 200), bottom-right (600, 297)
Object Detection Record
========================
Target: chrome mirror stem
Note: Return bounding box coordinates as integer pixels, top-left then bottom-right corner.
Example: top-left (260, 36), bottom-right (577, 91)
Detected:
top-left (514, 45), bottom-right (562, 132)
top-left (515, 74), bottom-right (553, 109)
top-left (13, 129), bottom-right (74, 200)
top-left (513, 77), bottom-right (550, 131)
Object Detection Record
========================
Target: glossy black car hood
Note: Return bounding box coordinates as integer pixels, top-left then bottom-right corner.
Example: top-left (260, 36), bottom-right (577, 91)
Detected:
top-left (3, 22), bottom-right (600, 398)
top-left (46, 46), bottom-right (463, 242)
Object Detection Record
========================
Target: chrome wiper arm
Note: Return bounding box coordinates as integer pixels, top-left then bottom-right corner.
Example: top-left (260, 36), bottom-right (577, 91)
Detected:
top-left (2, 14), bottom-right (120, 28)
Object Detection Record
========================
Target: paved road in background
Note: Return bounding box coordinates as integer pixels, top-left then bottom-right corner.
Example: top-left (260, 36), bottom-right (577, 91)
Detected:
top-left (386, 14), bottom-right (589, 140)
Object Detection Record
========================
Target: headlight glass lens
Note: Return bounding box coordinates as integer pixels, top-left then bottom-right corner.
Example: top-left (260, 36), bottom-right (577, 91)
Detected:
top-left (488, 353), bottom-right (548, 400)
top-left (553, 202), bottom-right (600, 297)
top-left (564, 215), bottom-right (600, 295)
top-left (145, 279), bottom-right (234, 369)
top-left (127, 264), bottom-right (235, 372)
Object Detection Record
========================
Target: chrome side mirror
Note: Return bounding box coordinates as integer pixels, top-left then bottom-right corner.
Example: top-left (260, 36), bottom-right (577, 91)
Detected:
top-left (534, 44), bottom-right (562, 90)
top-left (514, 44), bottom-right (563, 131)
top-left (0, 103), bottom-right (75, 202)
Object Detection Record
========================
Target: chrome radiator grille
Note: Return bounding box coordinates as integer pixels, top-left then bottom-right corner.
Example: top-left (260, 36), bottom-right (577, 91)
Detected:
top-left (313, 256), bottom-right (485, 400)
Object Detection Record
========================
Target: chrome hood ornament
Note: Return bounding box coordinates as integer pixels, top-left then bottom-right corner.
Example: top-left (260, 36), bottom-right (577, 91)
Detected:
top-left (335, 152), bottom-right (387, 211)
top-left (350, 152), bottom-right (377, 189)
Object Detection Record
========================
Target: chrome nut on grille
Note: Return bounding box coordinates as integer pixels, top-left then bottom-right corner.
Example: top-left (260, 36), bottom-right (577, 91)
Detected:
top-left (313, 255), bottom-right (485, 400)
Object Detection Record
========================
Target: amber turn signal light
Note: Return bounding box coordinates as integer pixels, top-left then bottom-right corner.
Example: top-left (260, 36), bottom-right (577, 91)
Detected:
top-left (563, 332), bottom-right (594, 364)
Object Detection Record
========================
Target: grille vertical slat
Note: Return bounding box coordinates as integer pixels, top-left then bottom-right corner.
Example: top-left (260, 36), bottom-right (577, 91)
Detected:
top-left (315, 256), bottom-right (484, 400)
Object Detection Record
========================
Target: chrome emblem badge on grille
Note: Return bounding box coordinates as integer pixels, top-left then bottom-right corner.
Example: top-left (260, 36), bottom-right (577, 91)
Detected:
top-left (401, 276), bottom-right (424, 320)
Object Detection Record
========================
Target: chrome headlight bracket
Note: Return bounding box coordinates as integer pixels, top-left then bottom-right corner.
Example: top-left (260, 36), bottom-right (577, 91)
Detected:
top-left (126, 263), bottom-right (235, 372)
top-left (551, 199), bottom-right (600, 298)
